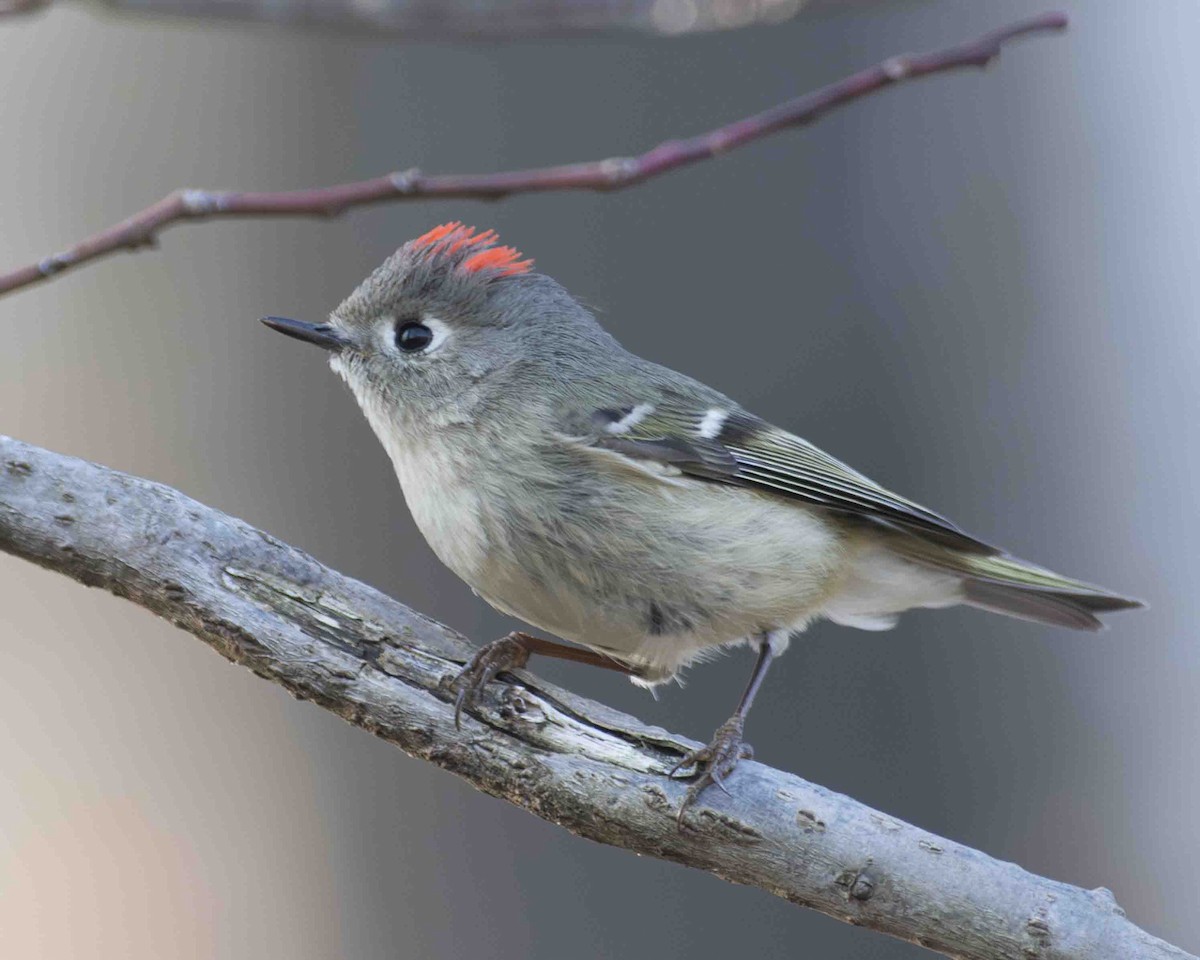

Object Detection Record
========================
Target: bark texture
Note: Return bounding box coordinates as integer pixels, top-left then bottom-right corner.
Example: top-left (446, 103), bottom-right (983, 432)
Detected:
top-left (0, 434), bottom-right (1190, 960)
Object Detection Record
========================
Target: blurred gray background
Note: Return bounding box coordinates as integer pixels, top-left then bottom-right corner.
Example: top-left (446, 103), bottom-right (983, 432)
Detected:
top-left (2, 2), bottom-right (1197, 957)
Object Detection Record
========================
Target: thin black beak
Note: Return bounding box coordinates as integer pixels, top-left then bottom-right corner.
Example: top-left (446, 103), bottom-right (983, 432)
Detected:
top-left (260, 316), bottom-right (349, 352)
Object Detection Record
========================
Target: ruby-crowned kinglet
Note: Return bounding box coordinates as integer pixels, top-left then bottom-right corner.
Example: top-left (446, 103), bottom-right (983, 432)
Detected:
top-left (262, 222), bottom-right (1140, 816)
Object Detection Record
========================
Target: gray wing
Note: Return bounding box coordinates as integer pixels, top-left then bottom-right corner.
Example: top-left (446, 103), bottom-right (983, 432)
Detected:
top-left (583, 401), bottom-right (998, 555)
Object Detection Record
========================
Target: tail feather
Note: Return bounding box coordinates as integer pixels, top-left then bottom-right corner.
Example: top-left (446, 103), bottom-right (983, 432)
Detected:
top-left (892, 539), bottom-right (1143, 632)
top-left (961, 580), bottom-right (1126, 631)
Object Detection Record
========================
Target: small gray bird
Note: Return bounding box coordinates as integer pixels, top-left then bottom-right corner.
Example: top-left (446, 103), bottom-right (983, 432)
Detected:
top-left (263, 222), bottom-right (1140, 817)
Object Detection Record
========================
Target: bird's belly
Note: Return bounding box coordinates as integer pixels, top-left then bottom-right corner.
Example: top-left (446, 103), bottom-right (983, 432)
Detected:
top-left (473, 479), bottom-right (850, 681)
top-left (378, 431), bottom-right (850, 682)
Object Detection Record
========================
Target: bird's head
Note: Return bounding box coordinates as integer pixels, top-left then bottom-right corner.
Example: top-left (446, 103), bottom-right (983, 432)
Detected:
top-left (263, 222), bottom-right (614, 427)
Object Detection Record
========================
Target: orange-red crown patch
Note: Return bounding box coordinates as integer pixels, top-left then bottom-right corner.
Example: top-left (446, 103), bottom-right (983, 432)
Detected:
top-left (410, 222), bottom-right (533, 278)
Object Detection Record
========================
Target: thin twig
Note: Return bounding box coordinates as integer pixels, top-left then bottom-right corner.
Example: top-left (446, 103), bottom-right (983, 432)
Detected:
top-left (0, 433), bottom-right (1192, 960)
top-left (0, 0), bottom-right (49, 16)
top-left (0, 12), bottom-right (1068, 298)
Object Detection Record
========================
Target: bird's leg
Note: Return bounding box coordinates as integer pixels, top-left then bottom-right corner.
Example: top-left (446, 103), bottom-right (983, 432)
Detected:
top-left (448, 631), bottom-right (635, 728)
top-left (669, 636), bottom-right (776, 826)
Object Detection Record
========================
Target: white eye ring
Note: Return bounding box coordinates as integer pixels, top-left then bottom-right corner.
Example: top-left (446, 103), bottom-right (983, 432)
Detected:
top-left (384, 315), bottom-right (450, 355)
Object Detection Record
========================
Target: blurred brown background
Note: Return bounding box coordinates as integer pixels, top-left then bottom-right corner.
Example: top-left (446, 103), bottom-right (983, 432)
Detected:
top-left (1, 2), bottom-right (1197, 957)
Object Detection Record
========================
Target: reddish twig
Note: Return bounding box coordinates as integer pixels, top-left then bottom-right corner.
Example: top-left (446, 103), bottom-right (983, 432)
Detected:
top-left (0, 0), bottom-right (50, 15)
top-left (0, 12), bottom-right (1067, 298)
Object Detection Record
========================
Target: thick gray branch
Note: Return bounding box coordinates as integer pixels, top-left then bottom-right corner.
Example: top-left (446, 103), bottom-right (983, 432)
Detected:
top-left (0, 434), bottom-right (1189, 960)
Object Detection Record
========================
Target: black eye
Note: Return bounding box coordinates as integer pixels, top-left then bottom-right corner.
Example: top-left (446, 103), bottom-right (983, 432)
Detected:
top-left (395, 320), bottom-right (434, 352)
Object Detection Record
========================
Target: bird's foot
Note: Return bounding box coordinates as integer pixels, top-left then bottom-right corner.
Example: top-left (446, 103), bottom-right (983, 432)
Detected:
top-left (668, 715), bottom-right (754, 827)
top-left (445, 632), bottom-right (532, 729)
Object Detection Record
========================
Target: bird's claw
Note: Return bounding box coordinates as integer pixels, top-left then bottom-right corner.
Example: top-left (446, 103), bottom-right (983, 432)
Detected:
top-left (668, 715), bottom-right (753, 827)
top-left (444, 632), bottom-right (531, 729)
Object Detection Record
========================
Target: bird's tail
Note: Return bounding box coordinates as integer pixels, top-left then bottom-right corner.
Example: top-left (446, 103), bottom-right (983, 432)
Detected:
top-left (893, 541), bottom-right (1143, 631)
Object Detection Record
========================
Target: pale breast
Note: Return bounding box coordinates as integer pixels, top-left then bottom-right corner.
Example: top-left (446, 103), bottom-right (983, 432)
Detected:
top-left (386, 434), bottom-right (490, 583)
top-left (340, 368), bottom-right (491, 585)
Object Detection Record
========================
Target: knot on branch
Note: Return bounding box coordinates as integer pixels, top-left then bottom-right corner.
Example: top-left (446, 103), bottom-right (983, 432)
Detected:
top-left (597, 156), bottom-right (639, 187)
top-left (36, 252), bottom-right (75, 277)
top-left (179, 189), bottom-right (225, 215)
top-left (388, 168), bottom-right (422, 194)
top-left (836, 866), bottom-right (879, 903)
top-left (881, 57), bottom-right (912, 81)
